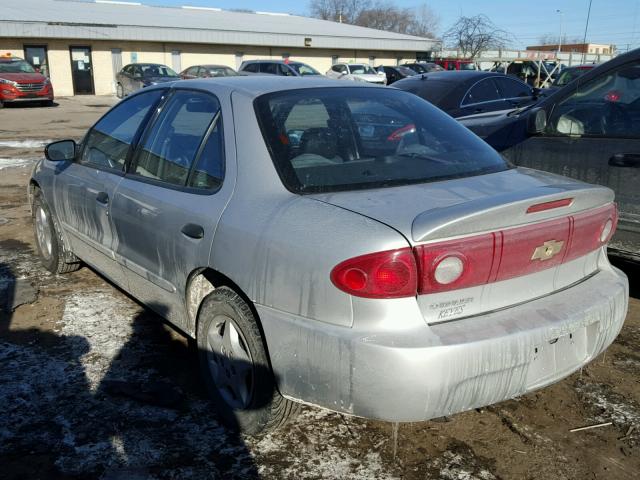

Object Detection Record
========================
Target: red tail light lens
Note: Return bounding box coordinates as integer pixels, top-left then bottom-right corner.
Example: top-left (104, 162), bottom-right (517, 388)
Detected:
top-left (330, 248), bottom-right (418, 298)
top-left (332, 204), bottom-right (617, 298)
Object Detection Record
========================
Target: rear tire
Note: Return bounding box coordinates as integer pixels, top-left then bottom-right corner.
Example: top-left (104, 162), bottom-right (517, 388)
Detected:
top-left (32, 189), bottom-right (81, 274)
top-left (197, 287), bottom-right (299, 436)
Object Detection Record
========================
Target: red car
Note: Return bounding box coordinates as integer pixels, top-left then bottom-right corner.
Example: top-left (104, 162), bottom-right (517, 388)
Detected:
top-left (0, 54), bottom-right (54, 108)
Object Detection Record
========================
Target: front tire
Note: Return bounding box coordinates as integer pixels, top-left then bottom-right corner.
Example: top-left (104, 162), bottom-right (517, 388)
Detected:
top-left (32, 189), bottom-right (80, 274)
top-left (197, 287), bottom-right (299, 436)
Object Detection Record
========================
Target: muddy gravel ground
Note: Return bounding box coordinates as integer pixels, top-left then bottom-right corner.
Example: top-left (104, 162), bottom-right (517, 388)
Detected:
top-left (0, 98), bottom-right (639, 480)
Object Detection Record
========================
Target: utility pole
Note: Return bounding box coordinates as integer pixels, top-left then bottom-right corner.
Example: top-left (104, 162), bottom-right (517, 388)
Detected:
top-left (581, 0), bottom-right (593, 64)
top-left (557, 9), bottom-right (564, 57)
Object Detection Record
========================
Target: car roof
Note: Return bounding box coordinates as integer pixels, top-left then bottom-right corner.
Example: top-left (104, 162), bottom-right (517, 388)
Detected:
top-left (169, 75), bottom-right (385, 98)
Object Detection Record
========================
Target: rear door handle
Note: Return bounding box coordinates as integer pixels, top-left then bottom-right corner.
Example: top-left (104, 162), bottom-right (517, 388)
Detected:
top-left (96, 191), bottom-right (109, 205)
top-left (181, 223), bottom-right (204, 239)
top-left (609, 153), bottom-right (640, 168)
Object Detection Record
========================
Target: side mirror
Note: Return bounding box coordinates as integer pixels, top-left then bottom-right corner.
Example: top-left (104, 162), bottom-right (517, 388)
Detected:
top-left (45, 140), bottom-right (76, 162)
top-left (527, 108), bottom-right (547, 135)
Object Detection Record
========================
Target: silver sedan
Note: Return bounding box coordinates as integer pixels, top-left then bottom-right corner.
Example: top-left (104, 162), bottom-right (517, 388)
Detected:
top-left (29, 77), bottom-right (628, 435)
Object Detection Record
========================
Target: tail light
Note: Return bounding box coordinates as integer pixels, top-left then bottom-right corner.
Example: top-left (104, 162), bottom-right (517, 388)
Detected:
top-left (331, 204), bottom-right (617, 299)
top-left (330, 248), bottom-right (417, 299)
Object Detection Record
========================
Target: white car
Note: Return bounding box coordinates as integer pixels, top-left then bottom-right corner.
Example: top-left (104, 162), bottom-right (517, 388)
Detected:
top-left (326, 63), bottom-right (387, 85)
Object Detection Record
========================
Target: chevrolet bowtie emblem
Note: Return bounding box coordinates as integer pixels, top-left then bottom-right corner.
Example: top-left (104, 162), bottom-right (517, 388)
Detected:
top-left (531, 240), bottom-right (564, 261)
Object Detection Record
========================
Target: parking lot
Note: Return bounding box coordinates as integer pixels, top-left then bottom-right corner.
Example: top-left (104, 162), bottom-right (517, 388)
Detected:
top-left (0, 97), bottom-right (639, 479)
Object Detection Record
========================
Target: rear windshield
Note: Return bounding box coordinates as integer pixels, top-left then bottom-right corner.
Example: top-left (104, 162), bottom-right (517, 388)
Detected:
top-left (255, 88), bottom-right (508, 193)
top-left (0, 59), bottom-right (36, 73)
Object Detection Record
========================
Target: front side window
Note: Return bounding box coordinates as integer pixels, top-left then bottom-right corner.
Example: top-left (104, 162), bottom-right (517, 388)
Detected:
top-left (255, 88), bottom-right (508, 193)
top-left (243, 63), bottom-right (258, 73)
top-left (548, 63), bottom-right (640, 137)
top-left (289, 63), bottom-right (320, 76)
top-left (80, 89), bottom-right (165, 170)
top-left (132, 90), bottom-right (220, 186)
top-left (261, 63), bottom-right (279, 75)
top-left (279, 64), bottom-right (296, 76)
top-left (462, 79), bottom-right (501, 105)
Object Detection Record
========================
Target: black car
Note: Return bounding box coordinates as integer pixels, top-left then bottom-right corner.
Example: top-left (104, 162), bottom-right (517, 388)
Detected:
top-left (377, 65), bottom-right (417, 85)
top-left (116, 63), bottom-right (179, 98)
top-left (394, 71), bottom-right (537, 118)
top-left (458, 48), bottom-right (640, 260)
top-left (180, 64), bottom-right (238, 80)
top-left (401, 62), bottom-right (443, 74)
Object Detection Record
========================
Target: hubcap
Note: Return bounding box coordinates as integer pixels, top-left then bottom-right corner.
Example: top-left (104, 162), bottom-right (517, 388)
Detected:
top-left (35, 205), bottom-right (53, 260)
top-left (206, 315), bottom-right (254, 409)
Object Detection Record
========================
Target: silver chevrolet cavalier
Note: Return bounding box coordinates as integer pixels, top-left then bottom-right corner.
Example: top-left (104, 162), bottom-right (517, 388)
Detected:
top-left (29, 77), bottom-right (629, 435)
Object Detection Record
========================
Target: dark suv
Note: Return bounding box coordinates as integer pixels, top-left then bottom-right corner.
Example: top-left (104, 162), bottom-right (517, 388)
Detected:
top-left (239, 60), bottom-right (320, 77)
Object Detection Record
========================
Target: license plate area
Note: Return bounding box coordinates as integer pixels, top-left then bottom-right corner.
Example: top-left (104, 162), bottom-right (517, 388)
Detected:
top-left (525, 323), bottom-right (598, 389)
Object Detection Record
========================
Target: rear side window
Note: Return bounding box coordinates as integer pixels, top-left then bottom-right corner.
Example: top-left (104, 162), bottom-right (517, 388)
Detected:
top-left (80, 89), bottom-right (164, 171)
top-left (132, 90), bottom-right (221, 187)
top-left (462, 79), bottom-right (501, 105)
top-left (255, 87), bottom-right (508, 193)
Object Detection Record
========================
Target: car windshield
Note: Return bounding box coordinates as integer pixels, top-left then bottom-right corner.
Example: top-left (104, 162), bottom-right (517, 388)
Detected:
top-left (207, 67), bottom-right (237, 77)
top-left (141, 65), bottom-right (179, 77)
top-left (255, 88), bottom-right (508, 193)
top-left (0, 59), bottom-right (36, 73)
top-left (397, 66), bottom-right (417, 76)
top-left (349, 65), bottom-right (377, 75)
top-left (407, 64), bottom-right (426, 73)
top-left (288, 63), bottom-right (320, 76)
top-left (460, 63), bottom-right (477, 71)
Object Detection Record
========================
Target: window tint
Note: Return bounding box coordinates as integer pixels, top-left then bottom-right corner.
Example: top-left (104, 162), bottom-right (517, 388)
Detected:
top-left (462, 79), bottom-right (501, 105)
top-left (495, 77), bottom-right (531, 98)
top-left (255, 88), bottom-right (507, 193)
top-left (133, 91), bottom-right (220, 186)
top-left (80, 90), bottom-right (164, 170)
top-left (188, 118), bottom-right (225, 189)
top-left (548, 63), bottom-right (640, 137)
top-left (243, 63), bottom-right (258, 73)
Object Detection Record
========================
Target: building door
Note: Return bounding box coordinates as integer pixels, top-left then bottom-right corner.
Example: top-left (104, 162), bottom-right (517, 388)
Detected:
top-left (111, 48), bottom-right (122, 94)
top-left (69, 46), bottom-right (95, 95)
top-left (24, 45), bottom-right (50, 77)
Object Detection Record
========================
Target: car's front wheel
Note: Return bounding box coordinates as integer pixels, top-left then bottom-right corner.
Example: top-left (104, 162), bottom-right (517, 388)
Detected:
top-left (32, 189), bottom-right (80, 274)
top-left (197, 286), bottom-right (299, 436)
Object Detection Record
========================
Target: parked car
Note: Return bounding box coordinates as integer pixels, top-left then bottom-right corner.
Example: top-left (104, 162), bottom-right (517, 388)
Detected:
top-left (180, 64), bottom-right (238, 79)
top-left (30, 76), bottom-right (627, 436)
top-left (0, 53), bottom-right (54, 108)
top-left (402, 62), bottom-right (444, 74)
top-left (457, 48), bottom-right (640, 260)
top-left (115, 63), bottom-right (180, 98)
top-left (377, 65), bottom-right (417, 85)
top-left (239, 59), bottom-right (320, 77)
top-left (544, 64), bottom-right (595, 93)
top-left (435, 58), bottom-right (476, 71)
top-left (394, 71), bottom-right (538, 118)
top-left (326, 63), bottom-right (387, 84)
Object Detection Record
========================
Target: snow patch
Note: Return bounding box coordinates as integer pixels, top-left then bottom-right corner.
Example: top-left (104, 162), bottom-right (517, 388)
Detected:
top-left (0, 157), bottom-right (37, 169)
top-left (0, 139), bottom-right (53, 148)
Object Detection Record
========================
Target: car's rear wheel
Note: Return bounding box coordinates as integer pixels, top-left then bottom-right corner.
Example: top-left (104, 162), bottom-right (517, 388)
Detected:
top-left (197, 286), bottom-right (299, 436)
top-left (116, 83), bottom-right (124, 99)
top-left (32, 189), bottom-right (80, 274)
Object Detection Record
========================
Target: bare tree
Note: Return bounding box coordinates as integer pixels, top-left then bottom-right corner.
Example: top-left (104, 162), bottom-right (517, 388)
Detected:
top-left (309, 0), bottom-right (372, 24)
top-left (536, 33), bottom-right (582, 46)
top-left (443, 14), bottom-right (512, 58)
top-left (309, 0), bottom-right (439, 38)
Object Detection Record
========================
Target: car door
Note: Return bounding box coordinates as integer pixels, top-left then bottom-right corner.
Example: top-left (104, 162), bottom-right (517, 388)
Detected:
top-left (52, 89), bottom-right (166, 288)
top-left (457, 78), bottom-right (505, 117)
top-left (110, 88), bottom-right (233, 330)
top-left (505, 61), bottom-right (640, 256)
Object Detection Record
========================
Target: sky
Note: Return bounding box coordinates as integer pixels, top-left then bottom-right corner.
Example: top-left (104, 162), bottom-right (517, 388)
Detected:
top-left (141, 0), bottom-right (640, 51)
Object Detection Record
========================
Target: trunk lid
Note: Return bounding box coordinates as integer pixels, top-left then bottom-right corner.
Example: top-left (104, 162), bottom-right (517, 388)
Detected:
top-left (310, 168), bottom-right (616, 323)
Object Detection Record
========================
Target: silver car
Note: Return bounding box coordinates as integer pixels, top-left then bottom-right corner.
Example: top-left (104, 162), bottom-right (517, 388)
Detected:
top-left (29, 77), bottom-right (628, 435)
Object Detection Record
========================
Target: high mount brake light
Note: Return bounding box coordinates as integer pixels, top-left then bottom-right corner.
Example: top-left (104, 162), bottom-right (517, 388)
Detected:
top-left (331, 204), bottom-right (617, 298)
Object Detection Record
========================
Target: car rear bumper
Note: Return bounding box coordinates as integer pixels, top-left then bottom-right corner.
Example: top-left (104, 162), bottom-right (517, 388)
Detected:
top-left (258, 263), bottom-right (628, 422)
